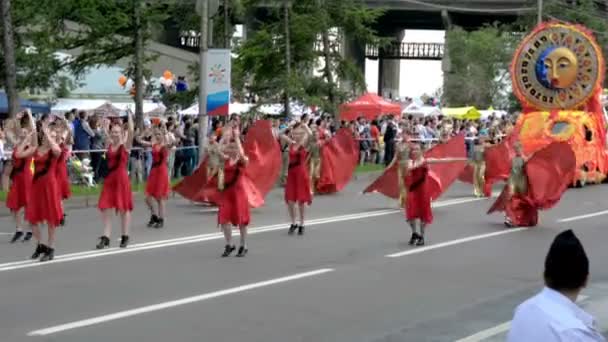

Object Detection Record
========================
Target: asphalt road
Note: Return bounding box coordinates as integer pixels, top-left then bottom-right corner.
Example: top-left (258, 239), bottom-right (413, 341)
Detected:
top-left (1, 175), bottom-right (608, 342)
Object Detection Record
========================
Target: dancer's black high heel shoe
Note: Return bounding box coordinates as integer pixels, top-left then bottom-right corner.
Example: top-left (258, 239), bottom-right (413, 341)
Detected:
top-left (222, 245), bottom-right (236, 257)
top-left (23, 232), bottom-right (32, 242)
top-left (31, 244), bottom-right (46, 259)
top-left (40, 247), bottom-right (54, 262)
top-left (96, 236), bottom-right (110, 249)
top-left (236, 246), bottom-right (248, 257)
top-left (147, 215), bottom-right (158, 228)
top-left (408, 233), bottom-right (418, 245)
top-left (297, 225), bottom-right (305, 235)
top-left (288, 224), bottom-right (297, 235)
top-left (119, 235), bottom-right (129, 248)
top-left (416, 236), bottom-right (425, 246)
top-left (10, 231), bottom-right (23, 243)
top-left (154, 218), bottom-right (164, 229)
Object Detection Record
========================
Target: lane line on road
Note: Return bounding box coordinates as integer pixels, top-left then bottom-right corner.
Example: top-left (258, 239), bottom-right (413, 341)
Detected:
top-left (557, 210), bottom-right (608, 223)
top-left (0, 232), bottom-right (13, 235)
top-left (0, 196), bottom-right (488, 273)
top-left (386, 229), bottom-right (527, 258)
top-left (454, 295), bottom-right (589, 342)
top-left (27, 268), bottom-right (334, 336)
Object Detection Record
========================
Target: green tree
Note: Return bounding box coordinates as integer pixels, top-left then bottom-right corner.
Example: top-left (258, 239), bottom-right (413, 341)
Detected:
top-left (234, 0), bottom-right (383, 116)
top-left (443, 26), bottom-right (514, 108)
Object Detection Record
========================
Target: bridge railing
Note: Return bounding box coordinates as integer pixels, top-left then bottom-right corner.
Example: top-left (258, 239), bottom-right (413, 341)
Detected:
top-left (366, 42), bottom-right (445, 60)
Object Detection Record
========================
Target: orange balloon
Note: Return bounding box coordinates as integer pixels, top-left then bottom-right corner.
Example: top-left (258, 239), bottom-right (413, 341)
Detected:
top-left (118, 75), bottom-right (127, 87)
top-left (163, 70), bottom-right (172, 79)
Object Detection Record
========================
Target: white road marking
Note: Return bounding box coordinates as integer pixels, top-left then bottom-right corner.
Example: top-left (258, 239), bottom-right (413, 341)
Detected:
top-left (0, 232), bottom-right (13, 235)
top-left (386, 229), bottom-right (527, 258)
top-left (454, 295), bottom-right (589, 342)
top-left (27, 268), bottom-right (334, 336)
top-left (557, 210), bottom-right (608, 223)
top-left (0, 196), bottom-right (488, 273)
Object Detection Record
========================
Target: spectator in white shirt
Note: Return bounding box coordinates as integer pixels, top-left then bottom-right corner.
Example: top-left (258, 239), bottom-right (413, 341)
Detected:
top-left (507, 230), bottom-right (605, 342)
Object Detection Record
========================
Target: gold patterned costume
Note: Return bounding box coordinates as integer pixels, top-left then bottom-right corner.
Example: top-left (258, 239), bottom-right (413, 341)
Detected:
top-left (206, 143), bottom-right (225, 190)
top-left (472, 145), bottom-right (486, 197)
top-left (395, 142), bottom-right (410, 206)
top-left (508, 156), bottom-right (528, 196)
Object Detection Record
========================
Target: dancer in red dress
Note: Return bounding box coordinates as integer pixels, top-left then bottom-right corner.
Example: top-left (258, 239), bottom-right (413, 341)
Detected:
top-left (140, 124), bottom-right (172, 228)
top-left (405, 144), bottom-right (467, 246)
top-left (487, 142), bottom-right (576, 228)
top-left (281, 122), bottom-right (313, 235)
top-left (54, 116), bottom-right (73, 226)
top-left (218, 131), bottom-right (252, 257)
top-left (6, 110), bottom-right (35, 243)
top-left (25, 122), bottom-right (64, 262)
top-left (96, 114), bottom-right (134, 249)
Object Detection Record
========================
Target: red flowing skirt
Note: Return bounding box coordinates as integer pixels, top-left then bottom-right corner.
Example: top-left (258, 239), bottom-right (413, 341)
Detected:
top-left (25, 174), bottom-right (63, 226)
top-left (285, 164), bottom-right (312, 205)
top-left (505, 194), bottom-right (538, 227)
top-left (405, 167), bottom-right (433, 224)
top-left (217, 174), bottom-right (250, 227)
top-left (57, 160), bottom-right (71, 200)
top-left (146, 164), bottom-right (170, 200)
top-left (6, 170), bottom-right (32, 212)
top-left (98, 169), bottom-right (133, 212)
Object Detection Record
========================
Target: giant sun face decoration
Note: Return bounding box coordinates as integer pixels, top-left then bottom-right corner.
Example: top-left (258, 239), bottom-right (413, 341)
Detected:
top-left (512, 23), bottom-right (605, 110)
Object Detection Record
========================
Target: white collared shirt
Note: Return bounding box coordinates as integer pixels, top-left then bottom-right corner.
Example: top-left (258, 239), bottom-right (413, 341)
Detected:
top-left (508, 287), bottom-right (605, 342)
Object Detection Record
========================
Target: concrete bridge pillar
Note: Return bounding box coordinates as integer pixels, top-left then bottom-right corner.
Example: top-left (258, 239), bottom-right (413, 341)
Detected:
top-left (341, 34), bottom-right (366, 94)
top-left (378, 30), bottom-right (405, 100)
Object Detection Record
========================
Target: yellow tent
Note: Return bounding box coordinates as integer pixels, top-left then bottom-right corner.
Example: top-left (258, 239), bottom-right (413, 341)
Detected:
top-left (442, 106), bottom-right (481, 120)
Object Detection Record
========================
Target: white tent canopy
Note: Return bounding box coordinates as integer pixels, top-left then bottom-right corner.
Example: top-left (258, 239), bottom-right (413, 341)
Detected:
top-left (402, 103), bottom-right (442, 117)
top-left (479, 110), bottom-right (507, 120)
top-left (51, 99), bottom-right (166, 116)
top-left (51, 99), bottom-right (110, 114)
top-left (180, 102), bottom-right (254, 116)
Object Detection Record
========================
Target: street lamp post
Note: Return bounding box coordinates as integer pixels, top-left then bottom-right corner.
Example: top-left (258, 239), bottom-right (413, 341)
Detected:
top-left (198, 0), bottom-right (209, 164)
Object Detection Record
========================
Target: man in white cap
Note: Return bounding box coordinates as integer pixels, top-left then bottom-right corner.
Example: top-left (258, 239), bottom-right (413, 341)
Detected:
top-left (507, 230), bottom-right (605, 341)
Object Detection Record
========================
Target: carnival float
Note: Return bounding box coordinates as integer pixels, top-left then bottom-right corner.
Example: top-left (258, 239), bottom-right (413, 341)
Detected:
top-left (511, 21), bottom-right (607, 186)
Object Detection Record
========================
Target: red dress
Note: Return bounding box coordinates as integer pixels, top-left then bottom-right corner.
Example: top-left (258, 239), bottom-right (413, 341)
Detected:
top-left (217, 160), bottom-right (250, 226)
top-left (405, 164), bottom-right (433, 224)
top-left (6, 151), bottom-right (32, 212)
top-left (25, 150), bottom-right (63, 226)
top-left (145, 145), bottom-right (170, 200)
top-left (98, 145), bottom-right (133, 212)
top-left (284, 146), bottom-right (312, 205)
top-left (56, 144), bottom-right (71, 200)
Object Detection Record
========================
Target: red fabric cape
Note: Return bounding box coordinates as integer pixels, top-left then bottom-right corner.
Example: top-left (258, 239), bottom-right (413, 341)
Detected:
top-left (487, 142), bottom-right (576, 214)
top-left (316, 128), bottom-right (359, 194)
top-left (459, 133), bottom-right (518, 188)
top-left (173, 120), bottom-right (281, 207)
top-left (363, 134), bottom-right (467, 200)
top-left (425, 134), bottom-right (467, 200)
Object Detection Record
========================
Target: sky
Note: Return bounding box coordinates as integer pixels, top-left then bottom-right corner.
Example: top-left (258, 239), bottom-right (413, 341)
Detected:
top-left (365, 30), bottom-right (445, 99)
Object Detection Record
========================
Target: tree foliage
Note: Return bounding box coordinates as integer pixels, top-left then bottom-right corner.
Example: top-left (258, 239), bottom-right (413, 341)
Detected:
top-left (443, 26), bottom-right (515, 109)
top-left (234, 0), bottom-right (383, 115)
top-left (443, 0), bottom-right (608, 109)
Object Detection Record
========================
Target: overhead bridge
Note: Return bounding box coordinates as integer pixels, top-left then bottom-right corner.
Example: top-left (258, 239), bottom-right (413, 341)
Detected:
top-left (366, 42), bottom-right (444, 60)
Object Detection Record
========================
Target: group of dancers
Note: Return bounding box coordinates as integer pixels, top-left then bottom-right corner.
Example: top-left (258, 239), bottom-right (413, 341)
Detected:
top-left (5, 111), bottom-right (577, 261)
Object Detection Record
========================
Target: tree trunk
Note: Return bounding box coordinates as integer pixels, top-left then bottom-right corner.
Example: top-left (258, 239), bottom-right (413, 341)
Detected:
top-left (1, 0), bottom-right (19, 118)
top-left (283, 0), bottom-right (291, 117)
top-left (321, 28), bottom-right (336, 115)
top-left (198, 0), bottom-right (209, 165)
top-left (223, 0), bottom-right (230, 48)
top-left (133, 0), bottom-right (145, 129)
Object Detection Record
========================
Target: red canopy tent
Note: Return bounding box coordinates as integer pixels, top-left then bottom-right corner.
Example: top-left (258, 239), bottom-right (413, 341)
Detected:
top-left (339, 93), bottom-right (402, 121)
